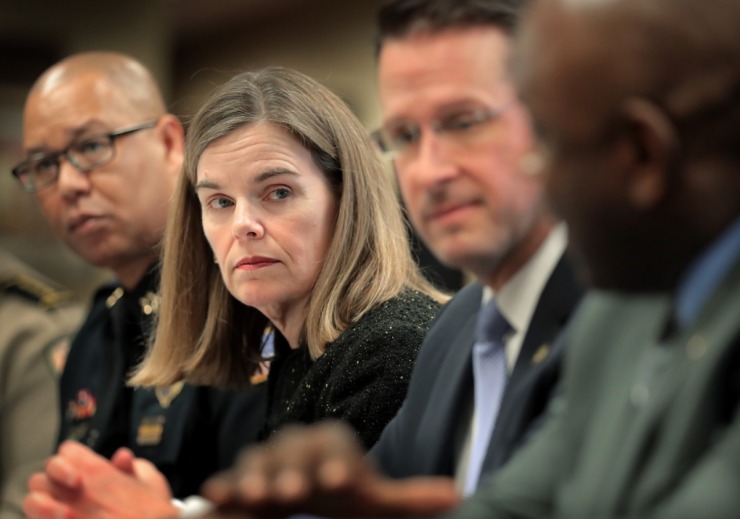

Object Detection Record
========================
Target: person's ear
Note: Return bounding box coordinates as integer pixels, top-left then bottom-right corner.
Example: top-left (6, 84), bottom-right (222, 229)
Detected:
top-left (156, 114), bottom-right (185, 180)
top-left (617, 97), bottom-right (680, 209)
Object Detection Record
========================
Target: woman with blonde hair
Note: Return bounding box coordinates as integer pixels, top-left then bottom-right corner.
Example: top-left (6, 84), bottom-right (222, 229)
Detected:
top-left (133, 65), bottom-right (447, 448)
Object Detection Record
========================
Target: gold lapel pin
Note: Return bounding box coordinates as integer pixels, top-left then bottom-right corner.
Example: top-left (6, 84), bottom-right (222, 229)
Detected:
top-left (531, 343), bottom-right (551, 365)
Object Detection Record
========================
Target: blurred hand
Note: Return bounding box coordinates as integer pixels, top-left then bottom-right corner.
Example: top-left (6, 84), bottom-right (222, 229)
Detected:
top-left (112, 447), bottom-right (173, 499)
top-left (202, 421), bottom-right (460, 519)
top-left (24, 441), bottom-right (179, 519)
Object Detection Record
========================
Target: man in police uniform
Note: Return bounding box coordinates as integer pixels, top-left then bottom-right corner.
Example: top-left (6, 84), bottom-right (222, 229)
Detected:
top-left (11, 51), bottom-right (266, 498)
top-left (0, 248), bottom-right (81, 519)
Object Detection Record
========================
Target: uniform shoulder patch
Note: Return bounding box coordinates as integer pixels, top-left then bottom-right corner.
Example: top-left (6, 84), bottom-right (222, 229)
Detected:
top-left (1, 271), bottom-right (75, 310)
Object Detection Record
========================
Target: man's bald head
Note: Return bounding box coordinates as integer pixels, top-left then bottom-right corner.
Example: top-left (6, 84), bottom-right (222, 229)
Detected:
top-left (28, 52), bottom-right (167, 119)
top-left (19, 51), bottom-right (184, 289)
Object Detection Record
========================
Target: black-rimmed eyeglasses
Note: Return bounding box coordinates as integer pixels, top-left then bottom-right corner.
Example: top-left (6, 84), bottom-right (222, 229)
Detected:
top-left (11, 119), bottom-right (159, 193)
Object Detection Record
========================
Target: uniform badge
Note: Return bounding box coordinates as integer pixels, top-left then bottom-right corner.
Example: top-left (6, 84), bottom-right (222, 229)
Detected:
top-left (67, 389), bottom-right (97, 421)
top-left (105, 287), bottom-right (124, 308)
top-left (139, 291), bottom-right (161, 316)
top-left (136, 416), bottom-right (165, 446)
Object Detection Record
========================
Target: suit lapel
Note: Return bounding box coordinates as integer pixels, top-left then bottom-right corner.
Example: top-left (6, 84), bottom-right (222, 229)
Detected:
top-left (417, 289), bottom-right (480, 475)
top-left (480, 254), bottom-right (582, 476)
top-left (511, 254), bottom-right (582, 383)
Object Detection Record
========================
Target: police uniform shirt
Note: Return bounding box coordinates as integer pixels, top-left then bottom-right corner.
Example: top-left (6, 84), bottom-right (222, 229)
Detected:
top-left (57, 265), bottom-right (267, 498)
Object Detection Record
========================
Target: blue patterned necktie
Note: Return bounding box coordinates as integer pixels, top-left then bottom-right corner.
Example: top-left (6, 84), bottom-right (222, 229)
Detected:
top-left (464, 298), bottom-right (512, 496)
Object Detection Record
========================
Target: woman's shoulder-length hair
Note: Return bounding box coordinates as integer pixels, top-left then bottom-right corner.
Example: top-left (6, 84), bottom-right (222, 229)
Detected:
top-left (132, 66), bottom-right (447, 389)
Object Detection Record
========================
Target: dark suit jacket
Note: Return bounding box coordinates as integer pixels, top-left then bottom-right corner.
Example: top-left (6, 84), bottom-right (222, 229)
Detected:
top-left (370, 254), bottom-right (582, 485)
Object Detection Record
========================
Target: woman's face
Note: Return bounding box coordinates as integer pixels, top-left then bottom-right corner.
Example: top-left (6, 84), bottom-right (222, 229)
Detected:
top-left (196, 122), bottom-right (338, 323)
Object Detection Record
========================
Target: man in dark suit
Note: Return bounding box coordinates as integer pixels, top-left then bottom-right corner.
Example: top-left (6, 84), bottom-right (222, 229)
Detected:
top-left (367, 0), bottom-right (581, 491)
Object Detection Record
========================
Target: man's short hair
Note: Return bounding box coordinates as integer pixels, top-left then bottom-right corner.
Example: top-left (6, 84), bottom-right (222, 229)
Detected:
top-left (376, 0), bottom-right (530, 52)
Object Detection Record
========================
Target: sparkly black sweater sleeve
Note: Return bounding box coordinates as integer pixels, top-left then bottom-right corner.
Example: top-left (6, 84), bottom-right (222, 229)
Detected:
top-left (263, 290), bottom-right (441, 450)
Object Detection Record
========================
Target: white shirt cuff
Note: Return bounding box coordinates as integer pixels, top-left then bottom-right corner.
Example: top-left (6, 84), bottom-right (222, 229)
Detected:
top-left (171, 496), bottom-right (215, 518)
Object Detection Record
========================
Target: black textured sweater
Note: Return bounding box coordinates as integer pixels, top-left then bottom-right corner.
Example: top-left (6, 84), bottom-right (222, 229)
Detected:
top-left (263, 290), bottom-right (441, 450)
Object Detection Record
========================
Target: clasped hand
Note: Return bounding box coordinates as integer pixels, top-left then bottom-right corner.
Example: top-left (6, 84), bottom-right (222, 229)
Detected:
top-left (201, 421), bottom-right (460, 519)
top-left (24, 423), bottom-right (459, 519)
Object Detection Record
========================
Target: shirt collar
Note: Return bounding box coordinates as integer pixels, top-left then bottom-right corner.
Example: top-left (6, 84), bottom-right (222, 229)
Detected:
top-left (481, 224), bottom-right (568, 335)
top-left (675, 216), bottom-right (740, 328)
